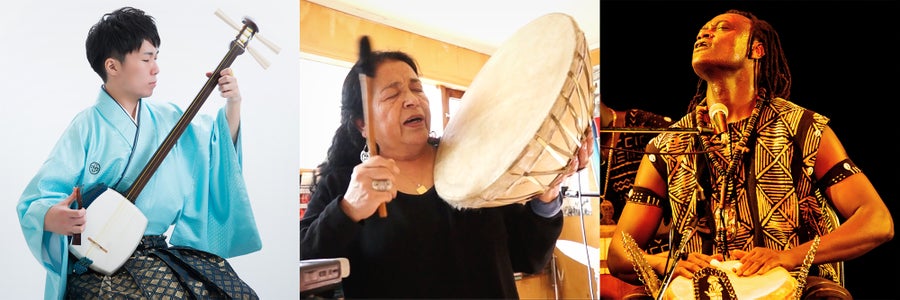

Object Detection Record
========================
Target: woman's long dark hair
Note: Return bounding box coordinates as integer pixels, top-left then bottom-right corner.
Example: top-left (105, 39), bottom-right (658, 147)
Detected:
top-left (315, 40), bottom-right (421, 180)
top-left (688, 9), bottom-right (791, 112)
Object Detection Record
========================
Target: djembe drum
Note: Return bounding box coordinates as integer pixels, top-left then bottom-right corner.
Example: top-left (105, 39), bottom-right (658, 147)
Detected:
top-left (664, 260), bottom-right (798, 300)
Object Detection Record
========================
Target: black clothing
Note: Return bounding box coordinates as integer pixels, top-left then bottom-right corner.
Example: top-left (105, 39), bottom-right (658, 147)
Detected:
top-left (300, 166), bottom-right (563, 298)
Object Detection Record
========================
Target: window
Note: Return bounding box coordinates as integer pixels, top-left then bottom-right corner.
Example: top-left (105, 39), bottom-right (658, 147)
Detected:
top-left (298, 56), bottom-right (447, 170)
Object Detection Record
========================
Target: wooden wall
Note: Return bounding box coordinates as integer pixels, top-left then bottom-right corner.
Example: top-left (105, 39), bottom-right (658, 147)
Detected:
top-left (300, 0), bottom-right (487, 88)
top-left (299, 0), bottom-right (599, 87)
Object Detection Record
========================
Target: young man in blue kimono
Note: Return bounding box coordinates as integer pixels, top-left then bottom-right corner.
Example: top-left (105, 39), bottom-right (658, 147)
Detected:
top-left (16, 7), bottom-right (261, 299)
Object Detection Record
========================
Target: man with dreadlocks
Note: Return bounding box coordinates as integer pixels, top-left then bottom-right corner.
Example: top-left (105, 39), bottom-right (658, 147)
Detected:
top-left (606, 9), bottom-right (893, 299)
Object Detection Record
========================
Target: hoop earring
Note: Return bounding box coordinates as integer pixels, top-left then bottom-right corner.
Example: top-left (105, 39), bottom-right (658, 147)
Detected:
top-left (360, 144), bottom-right (370, 162)
top-left (428, 131), bottom-right (440, 147)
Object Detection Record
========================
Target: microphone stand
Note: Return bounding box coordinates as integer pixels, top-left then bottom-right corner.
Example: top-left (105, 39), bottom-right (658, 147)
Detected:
top-left (598, 126), bottom-right (714, 135)
top-left (596, 122), bottom-right (713, 299)
top-left (655, 226), bottom-right (696, 300)
top-left (654, 189), bottom-right (704, 300)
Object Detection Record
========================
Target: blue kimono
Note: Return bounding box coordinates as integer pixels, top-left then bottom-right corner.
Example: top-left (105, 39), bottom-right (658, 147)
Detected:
top-left (17, 88), bottom-right (262, 300)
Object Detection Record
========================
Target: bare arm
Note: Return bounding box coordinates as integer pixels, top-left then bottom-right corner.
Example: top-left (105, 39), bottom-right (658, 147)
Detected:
top-left (808, 126), bottom-right (893, 263)
top-left (732, 126), bottom-right (894, 276)
top-left (209, 67), bottom-right (242, 143)
top-left (607, 155), bottom-right (668, 285)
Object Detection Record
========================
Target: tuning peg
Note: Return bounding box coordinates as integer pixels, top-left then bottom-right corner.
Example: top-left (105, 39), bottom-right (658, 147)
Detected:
top-left (247, 46), bottom-right (271, 70)
top-left (215, 9), bottom-right (281, 54)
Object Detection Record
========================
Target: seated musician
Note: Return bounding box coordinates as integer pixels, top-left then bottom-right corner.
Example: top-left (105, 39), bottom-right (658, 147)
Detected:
top-left (606, 9), bottom-right (893, 299)
top-left (298, 42), bottom-right (593, 298)
top-left (16, 7), bottom-right (260, 299)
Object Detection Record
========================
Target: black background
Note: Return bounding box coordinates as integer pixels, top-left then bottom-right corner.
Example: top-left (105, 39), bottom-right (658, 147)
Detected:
top-left (600, 0), bottom-right (899, 298)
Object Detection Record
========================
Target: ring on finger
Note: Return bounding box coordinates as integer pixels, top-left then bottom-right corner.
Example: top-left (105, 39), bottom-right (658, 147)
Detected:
top-left (371, 179), bottom-right (392, 191)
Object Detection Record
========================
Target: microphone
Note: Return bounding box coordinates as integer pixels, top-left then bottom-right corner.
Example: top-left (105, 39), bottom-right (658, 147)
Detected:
top-left (708, 103), bottom-right (728, 135)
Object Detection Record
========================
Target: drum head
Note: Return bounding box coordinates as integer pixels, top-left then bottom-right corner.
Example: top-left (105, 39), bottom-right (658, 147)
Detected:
top-left (664, 260), bottom-right (799, 300)
top-left (435, 13), bottom-right (591, 208)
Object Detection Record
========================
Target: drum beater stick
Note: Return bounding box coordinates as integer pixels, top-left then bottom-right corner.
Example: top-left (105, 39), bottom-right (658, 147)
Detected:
top-left (358, 36), bottom-right (388, 218)
top-left (360, 73), bottom-right (388, 218)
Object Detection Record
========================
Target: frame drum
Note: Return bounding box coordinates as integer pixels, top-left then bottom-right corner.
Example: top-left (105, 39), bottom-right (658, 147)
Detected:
top-left (434, 13), bottom-right (594, 209)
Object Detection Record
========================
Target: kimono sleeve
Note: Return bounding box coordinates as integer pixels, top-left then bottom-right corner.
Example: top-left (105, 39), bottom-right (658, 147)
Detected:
top-left (169, 107), bottom-right (261, 258)
top-left (17, 112), bottom-right (93, 299)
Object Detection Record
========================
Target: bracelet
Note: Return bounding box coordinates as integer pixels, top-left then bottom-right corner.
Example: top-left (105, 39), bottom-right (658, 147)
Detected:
top-left (622, 232), bottom-right (661, 298)
top-left (628, 186), bottom-right (666, 207)
top-left (817, 159), bottom-right (860, 189)
top-left (794, 235), bottom-right (821, 300)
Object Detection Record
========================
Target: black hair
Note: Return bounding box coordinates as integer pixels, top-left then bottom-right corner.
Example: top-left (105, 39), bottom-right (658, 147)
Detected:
top-left (85, 6), bottom-right (160, 82)
top-left (316, 49), bottom-right (422, 179)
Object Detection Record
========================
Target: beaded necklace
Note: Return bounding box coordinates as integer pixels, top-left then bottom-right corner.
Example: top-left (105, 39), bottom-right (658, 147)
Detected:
top-left (696, 97), bottom-right (765, 257)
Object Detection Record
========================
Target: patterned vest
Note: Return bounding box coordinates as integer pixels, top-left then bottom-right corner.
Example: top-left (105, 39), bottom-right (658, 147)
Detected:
top-left (638, 98), bottom-right (842, 283)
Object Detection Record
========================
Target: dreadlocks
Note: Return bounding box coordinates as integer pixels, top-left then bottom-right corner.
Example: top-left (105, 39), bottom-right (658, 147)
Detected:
top-left (688, 9), bottom-right (792, 113)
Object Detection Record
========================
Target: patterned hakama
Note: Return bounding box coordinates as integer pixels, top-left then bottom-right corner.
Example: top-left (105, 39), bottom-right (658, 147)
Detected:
top-left (67, 236), bottom-right (257, 299)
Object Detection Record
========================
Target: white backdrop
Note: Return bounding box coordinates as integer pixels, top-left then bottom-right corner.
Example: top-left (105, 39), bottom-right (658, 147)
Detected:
top-left (0, 1), bottom-right (299, 298)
